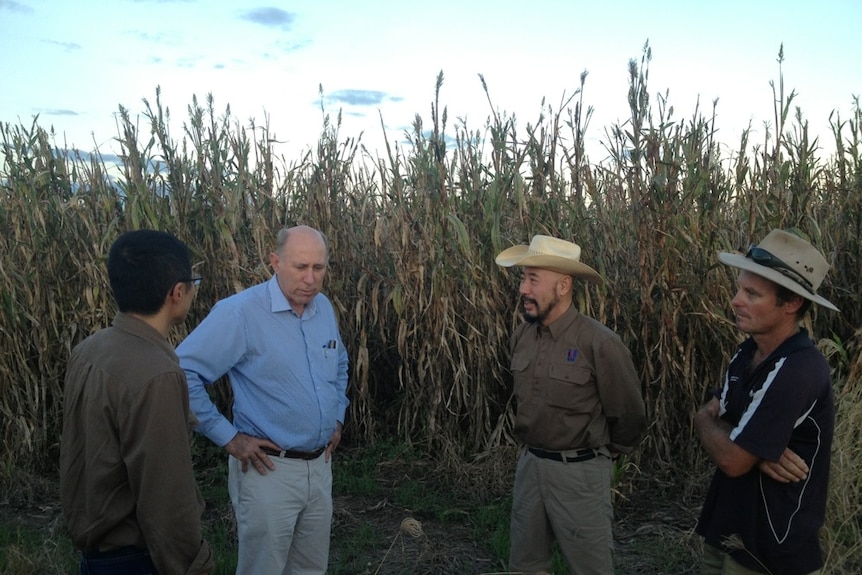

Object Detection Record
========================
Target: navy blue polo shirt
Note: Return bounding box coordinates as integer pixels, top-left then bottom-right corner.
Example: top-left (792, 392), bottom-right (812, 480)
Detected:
top-left (696, 329), bottom-right (834, 575)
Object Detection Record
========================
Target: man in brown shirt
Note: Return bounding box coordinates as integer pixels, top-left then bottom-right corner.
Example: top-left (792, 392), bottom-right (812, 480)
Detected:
top-left (496, 235), bottom-right (646, 575)
top-left (60, 230), bottom-right (213, 575)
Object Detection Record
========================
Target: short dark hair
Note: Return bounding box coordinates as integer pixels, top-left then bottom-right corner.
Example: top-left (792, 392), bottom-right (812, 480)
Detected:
top-left (774, 283), bottom-right (813, 319)
top-left (108, 230), bottom-right (191, 315)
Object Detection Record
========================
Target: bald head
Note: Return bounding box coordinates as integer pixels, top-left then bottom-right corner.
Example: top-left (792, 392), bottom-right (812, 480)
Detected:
top-left (276, 226), bottom-right (328, 259)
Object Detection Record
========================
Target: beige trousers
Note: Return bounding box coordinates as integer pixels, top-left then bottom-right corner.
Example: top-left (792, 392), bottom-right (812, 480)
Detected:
top-left (509, 448), bottom-right (614, 575)
top-left (228, 453), bottom-right (332, 575)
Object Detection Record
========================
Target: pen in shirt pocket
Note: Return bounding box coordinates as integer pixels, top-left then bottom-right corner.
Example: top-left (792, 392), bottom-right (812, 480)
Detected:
top-left (323, 340), bottom-right (336, 357)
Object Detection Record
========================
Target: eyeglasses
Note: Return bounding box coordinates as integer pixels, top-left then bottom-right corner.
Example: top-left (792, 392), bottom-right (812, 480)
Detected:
top-left (745, 246), bottom-right (813, 293)
top-left (181, 276), bottom-right (203, 287)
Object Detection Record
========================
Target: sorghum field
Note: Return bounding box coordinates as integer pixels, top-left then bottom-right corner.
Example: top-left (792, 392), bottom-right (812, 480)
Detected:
top-left (2, 46), bottom-right (860, 574)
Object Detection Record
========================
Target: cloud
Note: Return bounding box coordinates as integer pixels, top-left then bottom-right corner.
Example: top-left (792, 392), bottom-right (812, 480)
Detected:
top-left (326, 90), bottom-right (401, 107)
top-left (134, 31), bottom-right (177, 45)
top-left (175, 56), bottom-right (202, 69)
top-left (274, 39), bottom-right (308, 54)
top-left (39, 109), bottom-right (79, 116)
top-left (44, 39), bottom-right (82, 52)
top-left (0, 0), bottom-right (32, 12)
top-left (240, 7), bottom-right (295, 29)
top-left (95, 152), bottom-right (123, 165)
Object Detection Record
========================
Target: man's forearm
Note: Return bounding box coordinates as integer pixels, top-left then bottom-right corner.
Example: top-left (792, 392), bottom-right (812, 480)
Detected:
top-left (695, 401), bottom-right (758, 477)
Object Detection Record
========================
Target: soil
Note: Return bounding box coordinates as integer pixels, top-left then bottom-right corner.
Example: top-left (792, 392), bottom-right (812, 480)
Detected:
top-left (324, 446), bottom-right (706, 575)
top-left (1, 447), bottom-right (707, 575)
top-left (331, 493), bottom-right (499, 574)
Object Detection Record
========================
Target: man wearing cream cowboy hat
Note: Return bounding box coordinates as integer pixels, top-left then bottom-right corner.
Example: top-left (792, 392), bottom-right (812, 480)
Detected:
top-left (695, 229), bottom-right (839, 575)
top-left (496, 235), bottom-right (646, 575)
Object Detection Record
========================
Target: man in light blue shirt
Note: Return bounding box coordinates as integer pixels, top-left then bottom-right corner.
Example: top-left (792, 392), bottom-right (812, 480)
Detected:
top-left (178, 225), bottom-right (349, 575)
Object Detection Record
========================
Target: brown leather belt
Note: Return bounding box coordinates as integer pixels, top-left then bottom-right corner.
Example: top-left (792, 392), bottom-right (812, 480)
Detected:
top-left (528, 447), bottom-right (597, 463)
top-left (261, 446), bottom-right (325, 460)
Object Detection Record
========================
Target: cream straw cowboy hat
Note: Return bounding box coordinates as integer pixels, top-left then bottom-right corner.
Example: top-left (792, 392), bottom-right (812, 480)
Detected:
top-left (717, 229), bottom-right (839, 312)
top-left (495, 235), bottom-right (604, 283)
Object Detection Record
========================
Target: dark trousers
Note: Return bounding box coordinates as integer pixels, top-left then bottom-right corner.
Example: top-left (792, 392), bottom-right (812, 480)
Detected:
top-left (79, 546), bottom-right (158, 575)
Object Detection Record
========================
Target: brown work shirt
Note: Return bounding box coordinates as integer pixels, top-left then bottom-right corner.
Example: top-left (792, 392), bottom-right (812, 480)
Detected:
top-left (510, 305), bottom-right (646, 453)
top-left (60, 313), bottom-right (214, 575)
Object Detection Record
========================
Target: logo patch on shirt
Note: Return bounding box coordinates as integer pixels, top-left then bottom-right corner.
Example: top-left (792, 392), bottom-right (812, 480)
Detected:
top-left (567, 348), bottom-right (579, 362)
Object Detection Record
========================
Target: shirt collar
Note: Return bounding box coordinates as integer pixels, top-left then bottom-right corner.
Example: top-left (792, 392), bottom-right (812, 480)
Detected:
top-left (741, 327), bottom-right (814, 360)
top-left (534, 303), bottom-right (578, 339)
top-left (267, 275), bottom-right (317, 317)
top-left (112, 312), bottom-right (175, 356)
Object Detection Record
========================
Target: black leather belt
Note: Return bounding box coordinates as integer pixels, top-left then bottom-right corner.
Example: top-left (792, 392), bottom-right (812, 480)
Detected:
top-left (261, 446), bottom-right (325, 460)
top-left (528, 446), bottom-right (597, 463)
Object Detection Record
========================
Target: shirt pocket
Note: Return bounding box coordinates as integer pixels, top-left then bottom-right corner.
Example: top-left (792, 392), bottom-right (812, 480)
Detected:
top-left (545, 362), bottom-right (594, 412)
top-left (511, 351), bottom-right (533, 402)
top-left (511, 351), bottom-right (531, 374)
top-left (321, 345), bottom-right (339, 382)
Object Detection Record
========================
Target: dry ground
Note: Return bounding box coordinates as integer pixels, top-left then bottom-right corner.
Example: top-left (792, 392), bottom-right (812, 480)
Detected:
top-left (1, 447), bottom-right (706, 575)
top-left (325, 446), bottom-right (705, 574)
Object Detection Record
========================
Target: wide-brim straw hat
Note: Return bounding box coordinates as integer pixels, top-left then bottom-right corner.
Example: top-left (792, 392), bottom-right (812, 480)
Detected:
top-left (717, 229), bottom-right (839, 312)
top-left (495, 235), bottom-right (603, 283)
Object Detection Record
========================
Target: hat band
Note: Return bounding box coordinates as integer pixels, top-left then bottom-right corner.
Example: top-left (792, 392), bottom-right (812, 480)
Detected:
top-left (745, 245), bottom-right (814, 294)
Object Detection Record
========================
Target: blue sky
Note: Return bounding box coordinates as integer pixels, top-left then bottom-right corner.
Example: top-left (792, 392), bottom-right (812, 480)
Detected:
top-left (1, 0), bottom-right (859, 163)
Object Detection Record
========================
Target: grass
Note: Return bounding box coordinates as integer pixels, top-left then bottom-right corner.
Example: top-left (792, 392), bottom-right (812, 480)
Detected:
top-left (331, 439), bottom-right (510, 573)
top-left (471, 500), bottom-right (511, 560)
top-left (0, 521), bottom-right (76, 574)
top-left (329, 521), bottom-right (387, 575)
top-left (187, 437), bottom-right (513, 573)
top-left (0, 439), bottom-right (701, 575)
top-left (620, 536), bottom-right (699, 574)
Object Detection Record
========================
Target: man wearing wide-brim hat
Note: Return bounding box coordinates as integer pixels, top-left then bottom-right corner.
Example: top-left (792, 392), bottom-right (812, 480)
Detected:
top-left (695, 229), bottom-right (839, 575)
top-left (496, 235), bottom-right (646, 575)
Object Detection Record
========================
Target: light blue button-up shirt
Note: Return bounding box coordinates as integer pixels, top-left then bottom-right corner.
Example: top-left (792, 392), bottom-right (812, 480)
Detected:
top-left (177, 276), bottom-right (349, 451)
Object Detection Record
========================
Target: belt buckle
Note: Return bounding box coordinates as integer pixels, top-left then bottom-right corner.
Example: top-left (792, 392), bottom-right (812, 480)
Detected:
top-left (562, 448), bottom-right (596, 463)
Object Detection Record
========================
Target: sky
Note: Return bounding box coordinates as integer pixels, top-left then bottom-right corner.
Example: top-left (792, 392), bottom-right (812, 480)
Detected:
top-left (1, 0), bottom-right (860, 166)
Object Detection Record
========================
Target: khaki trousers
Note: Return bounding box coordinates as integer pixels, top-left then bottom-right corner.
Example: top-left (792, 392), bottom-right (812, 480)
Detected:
top-left (229, 453), bottom-right (332, 575)
top-left (702, 544), bottom-right (822, 575)
top-left (509, 448), bottom-right (614, 575)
